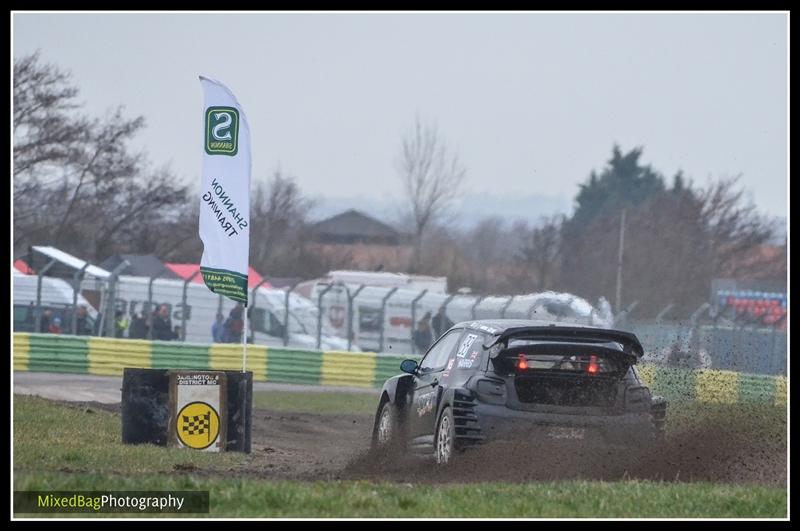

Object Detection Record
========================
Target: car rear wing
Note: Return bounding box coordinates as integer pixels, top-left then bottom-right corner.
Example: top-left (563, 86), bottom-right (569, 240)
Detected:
top-left (485, 325), bottom-right (644, 360)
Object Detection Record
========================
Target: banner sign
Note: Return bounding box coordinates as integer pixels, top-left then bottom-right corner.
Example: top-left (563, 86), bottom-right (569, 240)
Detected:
top-left (198, 76), bottom-right (251, 304)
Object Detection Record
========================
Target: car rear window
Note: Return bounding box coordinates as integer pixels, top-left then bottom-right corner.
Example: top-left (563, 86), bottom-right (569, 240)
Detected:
top-left (517, 353), bottom-right (619, 373)
top-left (496, 344), bottom-right (630, 374)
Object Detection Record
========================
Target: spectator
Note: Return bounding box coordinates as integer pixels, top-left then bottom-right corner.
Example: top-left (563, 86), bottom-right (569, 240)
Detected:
top-left (39, 309), bottom-right (53, 334)
top-left (115, 310), bottom-right (130, 338)
top-left (74, 305), bottom-right (93, 336)
top-left (25, 302), bottom-right (35, 331)
top-left (151, 304), bottom-right (174, 341)
top-left (48, 316), bottom-right (62, 334)
top-left (128, 310), bottom-right (149, 339)
top-left (223, 303), bottom-right (245, 343)
top-left (413, 311), bottom-right (433, 354)
top-left (211, 313), bottom-right (225, 343)
top-left (432, 307), bottom-right (454, 339)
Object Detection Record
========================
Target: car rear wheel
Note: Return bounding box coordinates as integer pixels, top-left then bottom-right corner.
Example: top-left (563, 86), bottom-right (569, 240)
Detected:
top-left (435, 407), bottom-right (455, 465)
top-left (650, 397), bottom-right (667, 442)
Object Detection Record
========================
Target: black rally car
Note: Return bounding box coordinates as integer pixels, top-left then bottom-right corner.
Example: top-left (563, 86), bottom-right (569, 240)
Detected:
top-left (372, 319), bottom-right (667, 464)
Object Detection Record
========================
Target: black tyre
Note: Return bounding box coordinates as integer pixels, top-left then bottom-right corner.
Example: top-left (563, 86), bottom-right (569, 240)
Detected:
top-left (650, 396), bottom-right (667, 442)
top-left (372, 400), bottom-right (401, 452)
top-left (434, 407), bottom-right (455, 465)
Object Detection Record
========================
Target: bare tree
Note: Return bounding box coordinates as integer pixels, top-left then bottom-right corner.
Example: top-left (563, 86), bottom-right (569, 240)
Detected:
top-left (249, 170), bottom-right (319, 277)
top-left (51, 109), bottom-right (146, 248)
top-left (699, 175), bottom-right (777, 279)
top-left (128, 199), bottom-right (203, 262)
top-left (13, 52), bottom-right (189, 262)
top-left (13, 51), bottom-right (89, 181)
top-left (516, 215), bottom-right (563, 292)
top-left (14, 52), bottom-right (90, 244)
top-left (396, 117), bottom-right (466, 271)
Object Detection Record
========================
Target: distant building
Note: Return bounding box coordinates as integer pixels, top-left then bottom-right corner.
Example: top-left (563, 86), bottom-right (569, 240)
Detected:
top-left (310, 209), bottom-right (412, 271)
top-left (312, 209), bottom-right (404, 245)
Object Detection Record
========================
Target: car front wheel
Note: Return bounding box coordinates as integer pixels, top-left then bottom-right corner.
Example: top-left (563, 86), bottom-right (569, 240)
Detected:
top-left (373, 400), bottom-right (400, 451)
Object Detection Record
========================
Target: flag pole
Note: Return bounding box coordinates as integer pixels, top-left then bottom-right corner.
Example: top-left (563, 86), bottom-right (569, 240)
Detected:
top-left (242, 304), bottom-right (248, 373)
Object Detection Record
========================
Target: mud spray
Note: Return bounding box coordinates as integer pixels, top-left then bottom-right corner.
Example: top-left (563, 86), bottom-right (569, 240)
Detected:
top-left (339, 402), bottom-right (786, 486)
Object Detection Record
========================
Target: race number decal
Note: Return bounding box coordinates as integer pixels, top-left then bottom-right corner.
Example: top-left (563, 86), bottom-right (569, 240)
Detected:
top-left (457, 334), bottom-right (479, 358)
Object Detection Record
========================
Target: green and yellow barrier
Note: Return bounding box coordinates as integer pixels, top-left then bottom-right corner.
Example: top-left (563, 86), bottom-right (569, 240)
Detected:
top-left (11, 333), bottom-right (787, 406)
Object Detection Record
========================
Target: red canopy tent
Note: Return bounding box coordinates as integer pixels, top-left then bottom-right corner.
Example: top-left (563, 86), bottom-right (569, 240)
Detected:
top-left (165, 263), bottom-right (270, 289)
top-left (13, 259), bottom-right (34, 274)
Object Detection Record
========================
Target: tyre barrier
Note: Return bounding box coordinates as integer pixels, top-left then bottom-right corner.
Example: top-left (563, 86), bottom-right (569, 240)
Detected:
top-left (121, 368), bottom-right (252, 453)
top-left (13, 333), bottom-right (787, 406)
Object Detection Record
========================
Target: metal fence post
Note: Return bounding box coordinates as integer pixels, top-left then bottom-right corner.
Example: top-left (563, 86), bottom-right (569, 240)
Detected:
top-left (614, 301), bottom-right (639, 328)
top-left (147, 271), bottom-right (166, 340)
top-left (249, 279), bottom-right (269, 344)
top-left (430, 293), bottom-right (457, 340)
top-left (471, 296), bottom-right (484, 320)
top-left (34, 259), bottom-right (58, 333)
top-left (440, 294), bottom-right (455, 314)
top-left (70, 264), bottom-right (90, 335)
top-left (316, 283), bottom-right (334, 350)
top-left (500, 296), bottom-right (515, 319)
top-left (97, 283), bottom-right (108, 338)
top-left (769, 325), bottom-right (777, 375)
top-left (689, 302), bottom-right (710, 327)
top-left (181, 270), bottom-right (201, 341)
top-left (104, 261), bottom-right (130, 338)
top-left (437, 293), bottom-right (456, 332)
top-left (686, 302), bottom-right (710, 359)
top-left (284, 282), bottom-right (300, 346)
top-left (655, 303), bottom-right (674, 324)
top-left (346, 284), bottom-right (366, 351)
top-left (410, 289), bottom-right (429, 355)
top-left (378, 287), bottom-right (399, 353)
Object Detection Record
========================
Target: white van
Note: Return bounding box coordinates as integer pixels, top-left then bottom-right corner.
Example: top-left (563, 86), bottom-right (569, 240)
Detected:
top-left (13, 270), bottom-right (99, 333)
top-left (93, 275), bottom-right (353, 350)
top-left (302, 282), bottom-right (615, 354)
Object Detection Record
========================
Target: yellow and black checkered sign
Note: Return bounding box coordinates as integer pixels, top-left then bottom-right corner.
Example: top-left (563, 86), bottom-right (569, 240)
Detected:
top-left (182, 412), bottom-right (211, 438)
top-left (176, 401), bottom-right (221, 450)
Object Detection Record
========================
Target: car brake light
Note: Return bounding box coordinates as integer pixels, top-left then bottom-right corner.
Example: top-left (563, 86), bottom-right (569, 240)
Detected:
top-left (587, 355), bottom-right (599, 374)
top-left (517, 354), bottom-right (528, 370)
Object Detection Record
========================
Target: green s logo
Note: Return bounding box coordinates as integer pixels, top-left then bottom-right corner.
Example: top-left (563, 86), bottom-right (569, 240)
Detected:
top-left (205, 106), bottom-right (239, 156)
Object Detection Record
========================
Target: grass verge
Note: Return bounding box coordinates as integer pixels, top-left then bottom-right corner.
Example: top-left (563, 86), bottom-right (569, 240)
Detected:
top-left (252, 389), bottom-right (377, 416)
top-left (14, 396), bottom-right (244, 475)
top-left (13, 472), bottom-right (787, 518)
top-left (13, 394), bottom-right (787, 518)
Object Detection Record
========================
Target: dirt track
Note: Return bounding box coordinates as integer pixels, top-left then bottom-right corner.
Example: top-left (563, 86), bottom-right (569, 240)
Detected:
top-left (71, 400), bottom-right (786, 487)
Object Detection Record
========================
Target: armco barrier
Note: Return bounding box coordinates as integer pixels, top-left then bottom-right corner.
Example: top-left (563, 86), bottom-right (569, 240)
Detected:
top-left (12, 333), bottom-right (413, 389)
top-left (12, 333), bottom-right (787, 406)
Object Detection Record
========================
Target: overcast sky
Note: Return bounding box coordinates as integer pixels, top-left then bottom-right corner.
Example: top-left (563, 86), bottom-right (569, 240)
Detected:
top-left (13, 12), bottom-right (788, 223)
